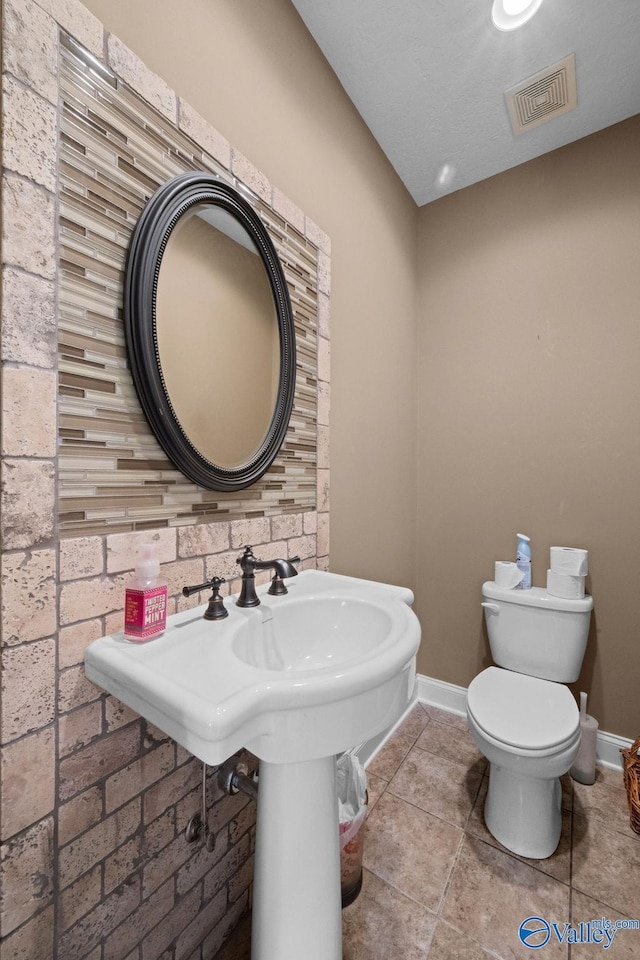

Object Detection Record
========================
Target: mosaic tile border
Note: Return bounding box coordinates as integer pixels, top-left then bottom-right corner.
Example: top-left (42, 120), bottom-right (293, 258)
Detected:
top-left (56, 31), bottom-right (328, 537)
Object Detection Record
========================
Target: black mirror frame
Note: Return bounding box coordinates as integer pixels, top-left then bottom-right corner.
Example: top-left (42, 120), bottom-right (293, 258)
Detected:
top-left (124, 171), bottom-right (296, 491)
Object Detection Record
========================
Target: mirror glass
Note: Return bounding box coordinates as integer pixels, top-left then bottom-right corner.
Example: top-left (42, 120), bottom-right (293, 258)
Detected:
top-left (155, 205), bottom-right (279, 469)
top-left (124, 172), bottom-right (296, 491)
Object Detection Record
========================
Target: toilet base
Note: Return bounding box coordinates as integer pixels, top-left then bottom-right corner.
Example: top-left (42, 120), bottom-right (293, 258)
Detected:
top-left (484, 763), bottom-right (563, 859)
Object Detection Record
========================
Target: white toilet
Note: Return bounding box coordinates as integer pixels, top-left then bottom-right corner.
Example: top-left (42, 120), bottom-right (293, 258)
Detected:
top-left (467, 581), bottom-right (593, 859)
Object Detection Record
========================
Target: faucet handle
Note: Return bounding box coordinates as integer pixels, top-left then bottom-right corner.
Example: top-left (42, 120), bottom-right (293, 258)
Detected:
top-left (182, 579), bottom-right (211, 597)
top-left (182, 576), bottom-right (223, 597)
top-left (236, 546), bottom-right (257, 574)
top-left (203, 577), bottom-right (228, 621)
top-left (182, 577), bottom-right (228, 621)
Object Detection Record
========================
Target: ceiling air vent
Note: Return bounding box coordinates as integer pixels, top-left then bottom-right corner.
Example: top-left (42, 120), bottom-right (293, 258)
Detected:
top-left (505, 54), bottom-right (577, 136)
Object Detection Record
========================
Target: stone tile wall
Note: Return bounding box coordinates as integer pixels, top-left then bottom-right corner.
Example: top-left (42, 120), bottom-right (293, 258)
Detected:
top-left (0, 0), bottom-right (330, 957)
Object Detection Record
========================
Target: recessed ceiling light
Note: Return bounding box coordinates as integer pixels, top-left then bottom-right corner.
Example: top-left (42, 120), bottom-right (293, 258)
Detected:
top-left (491, 0), bottom-right (544, 31)
top-left (435, 163), bottom-right (456, 191)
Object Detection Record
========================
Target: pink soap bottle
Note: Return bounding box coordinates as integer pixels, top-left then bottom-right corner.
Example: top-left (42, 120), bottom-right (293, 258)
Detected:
top-left (123, 543), bottom-right (167, 643)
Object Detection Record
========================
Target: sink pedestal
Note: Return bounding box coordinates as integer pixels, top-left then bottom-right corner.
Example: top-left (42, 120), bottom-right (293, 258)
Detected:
top-left (252, 756), bottom-right (342, 960)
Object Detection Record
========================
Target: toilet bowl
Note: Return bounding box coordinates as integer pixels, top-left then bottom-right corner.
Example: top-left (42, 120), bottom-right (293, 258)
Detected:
top-left (467, 582), bottom-right (592, 859)
top-left (467, 666), bottom-right (580, 858)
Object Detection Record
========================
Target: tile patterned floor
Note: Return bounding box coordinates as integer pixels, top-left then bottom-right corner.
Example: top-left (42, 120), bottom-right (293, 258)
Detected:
top-left (217, 703), bottom-right (640, 959)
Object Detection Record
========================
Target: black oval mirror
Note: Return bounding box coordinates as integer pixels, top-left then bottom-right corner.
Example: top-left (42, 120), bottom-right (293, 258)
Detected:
top-left (124, 172), bottom-right (296, 491)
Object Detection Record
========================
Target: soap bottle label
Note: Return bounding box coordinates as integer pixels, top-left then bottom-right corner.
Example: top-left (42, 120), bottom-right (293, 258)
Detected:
top-left (124, 585), bottom-right (167, 641)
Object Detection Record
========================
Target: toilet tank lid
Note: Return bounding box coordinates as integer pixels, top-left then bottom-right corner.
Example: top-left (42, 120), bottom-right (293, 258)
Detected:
top-left (482, 582), bottom-right (593, 612)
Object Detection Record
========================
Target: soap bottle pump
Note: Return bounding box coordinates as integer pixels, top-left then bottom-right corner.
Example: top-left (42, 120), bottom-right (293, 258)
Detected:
top-left (515, 533), bottom-right (532, 589)
top-left (124, 543), bottom-right (168, 642)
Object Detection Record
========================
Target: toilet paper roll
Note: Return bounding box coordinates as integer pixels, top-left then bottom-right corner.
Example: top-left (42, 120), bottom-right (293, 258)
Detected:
top-left (550, 546), bottom-right (589, 577)
top-left (495, 561), bottom-right (524, 589)
top-left (546, 569), bottom-right (586, 599)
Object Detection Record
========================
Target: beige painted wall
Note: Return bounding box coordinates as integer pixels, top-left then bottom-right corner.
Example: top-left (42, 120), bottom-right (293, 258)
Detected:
top-left (82, 0), bottom-right (419, 588)
top-left (416, 115), bottom-right (640, 738)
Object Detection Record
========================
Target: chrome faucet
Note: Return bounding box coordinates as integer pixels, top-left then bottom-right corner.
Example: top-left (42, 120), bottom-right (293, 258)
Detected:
top-left (236, 546), bottom-right (299, 607)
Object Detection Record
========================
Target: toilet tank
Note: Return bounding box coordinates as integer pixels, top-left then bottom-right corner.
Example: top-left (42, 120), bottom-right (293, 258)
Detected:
top-left (481, 582), bottom-right (593, 683)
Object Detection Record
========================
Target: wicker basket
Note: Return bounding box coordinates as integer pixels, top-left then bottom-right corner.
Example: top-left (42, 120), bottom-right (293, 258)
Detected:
top-left (620, 736), bottom-right (640, 835)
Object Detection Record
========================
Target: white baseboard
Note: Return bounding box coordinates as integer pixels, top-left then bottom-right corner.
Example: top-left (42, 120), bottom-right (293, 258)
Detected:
top-left (596, 729), bottom-right (633, 772)
top-left (415, 674), bottom-right (468, 717)
top-left (354, 673), bottom-right (631, 773)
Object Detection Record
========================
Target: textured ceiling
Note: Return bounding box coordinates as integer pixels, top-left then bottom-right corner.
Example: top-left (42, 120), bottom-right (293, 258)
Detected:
top-left (289, 0), bottom-right (640, 206)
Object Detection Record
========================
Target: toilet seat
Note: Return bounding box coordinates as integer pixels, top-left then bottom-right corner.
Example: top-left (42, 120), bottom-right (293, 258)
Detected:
top-left (467, 666), bottom-right (579, 752)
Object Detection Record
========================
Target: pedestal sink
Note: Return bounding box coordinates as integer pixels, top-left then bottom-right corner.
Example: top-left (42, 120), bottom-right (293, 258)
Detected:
top-left (85, 569), bottom-right (421, 960)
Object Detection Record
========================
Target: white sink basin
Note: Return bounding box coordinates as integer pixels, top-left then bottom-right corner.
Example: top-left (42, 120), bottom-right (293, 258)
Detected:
top-left (233, 595), bottom-right (395, 672)
top-left (85, 569), bottom-right (420, 764)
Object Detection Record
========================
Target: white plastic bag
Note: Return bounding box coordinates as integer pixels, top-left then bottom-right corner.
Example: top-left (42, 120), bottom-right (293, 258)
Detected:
top-left (337, 752), bottom-right (368, 850)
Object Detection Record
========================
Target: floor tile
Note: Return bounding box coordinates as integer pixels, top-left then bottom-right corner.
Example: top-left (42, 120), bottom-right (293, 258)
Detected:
top-left (396, 702), bottom-right (433, 741)
top-left (415, 719), bottom-right (485, 769)
top-left (421, 704), bottom-right (469, 732)
top-left (426, 920), bottom-right (502, 960)
top-left (366, 730), bottom-right (415, 782)
top-left (572, 765), bottom-right (634, 839)
top-left (363, 791), bottom-right (462, 912)
top-left (365, 772), bottom-right (387, 815)
top-left (441, 835), bottom-right (570, 959)
top-left (388, 744), bottom-right (484, 828)
top-left (570, 889), bottom-right (640, 959)
top-left (572, 812), bottom-right (640, 918)
top-left (597, 764), bottom-right (631, 789)
top-left (342, 868), bottom-right (436, 960)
